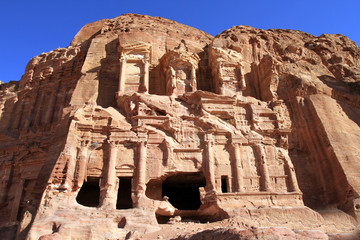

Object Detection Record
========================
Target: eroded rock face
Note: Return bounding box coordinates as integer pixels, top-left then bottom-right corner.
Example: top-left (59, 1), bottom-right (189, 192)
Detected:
top-left (173, 227), bottom-right (329, 240)
top-left (0, 14), bottom-right (360, 239)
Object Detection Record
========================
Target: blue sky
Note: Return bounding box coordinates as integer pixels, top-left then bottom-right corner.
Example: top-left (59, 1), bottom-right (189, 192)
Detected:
top-left (1, 0), bottom-right (359, 83)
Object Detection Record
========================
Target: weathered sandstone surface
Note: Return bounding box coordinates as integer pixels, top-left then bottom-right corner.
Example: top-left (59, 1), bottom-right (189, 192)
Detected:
top-left (0, 14), bottom-right (360, 239)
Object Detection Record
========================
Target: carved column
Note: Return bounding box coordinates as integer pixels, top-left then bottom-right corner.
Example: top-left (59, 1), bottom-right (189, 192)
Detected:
top-left (100, 140), bottom-right (118, 209)
top-left (119, 57), bottom-right (127, 92)
top-left (10, 178), bottom-right (24, 221)
top-left (63, 145), bottom-right (78, 189)
top-left (256, 144), bottom-right (271, 191)
top-left (34, 92), bottom-right (45, 127)
top-left (190, 66), bottom-right (197, 91)
top-left (12, 102), bottom-right (24, 129)
top-left (251, 105), bottom-right (260, 131)
top-left (217, 63), bottom-right (224, 95)
top-left (24, 97), bottom-right (36, 129)
top-left (134, 140), bottom-right (147, 207)
top-left (232, 140), bottom-right (244, 192)
top-left (138, 141), bottom-right (147, 191)
top-left (163, 140), bottom-right (173, 167)
top-left (54, 91), bottom-right (66, 123)
top-left (1, 100), bottom-right (15, 131)
top-left (286, 160), bottom-right (300, 193)
top-left (279, 148), bottom-right (300, 192)
top-left (42, 89), bottom-right (57, 125)
top-left (143, 57), bottom-right (150, 93)
top-left (204, 134), bottom-right (216, 192)
top-left (238, 65), bottom-right (246, 91)
top-left (75, 141), bottom-right (89, 189)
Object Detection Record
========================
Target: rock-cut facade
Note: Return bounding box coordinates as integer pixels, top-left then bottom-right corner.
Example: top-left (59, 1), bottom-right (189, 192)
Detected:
top-left (0, 14), bottom-right (360, 239)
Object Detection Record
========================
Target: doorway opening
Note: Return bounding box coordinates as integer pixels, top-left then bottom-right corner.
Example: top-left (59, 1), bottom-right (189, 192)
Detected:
top-left (221, 176), bottom-right (229, 193)
top-left (76, 177), bottom-right (100, 207)
top-left (116, 177), bottom-right (133, 209)
top-left (162, 172), bottom-right (206, 210)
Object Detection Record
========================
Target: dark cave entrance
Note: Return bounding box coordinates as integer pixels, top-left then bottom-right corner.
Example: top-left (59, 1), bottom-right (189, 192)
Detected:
top-left (162, 172), bottom-right (206, 210)
top-left (116, 177), bottom-right (133, 209)
top-left (76, 177), bottom-right (100, 207)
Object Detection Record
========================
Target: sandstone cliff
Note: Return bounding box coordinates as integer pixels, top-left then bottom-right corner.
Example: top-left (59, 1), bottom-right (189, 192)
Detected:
top-left (0, 14), bottom-right (359, 240)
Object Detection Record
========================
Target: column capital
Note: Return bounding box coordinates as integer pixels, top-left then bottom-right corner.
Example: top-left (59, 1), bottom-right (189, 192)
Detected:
top-left (106, 140), bottom-right (119, 147)
top-left (80, 140), bottom-right (91, 148)
top-left (144, 52), bottom-right (150, 60)
top-left (137, 140), bottom-right (147, 147)
top-left (120, 56), bottom-right (127, 62)
top-left (142, 57), bottom-right (150, 64)
top-left (256, 143), bottom-right (265, 152)
top-left (136, 130), bottom-right (148, 142)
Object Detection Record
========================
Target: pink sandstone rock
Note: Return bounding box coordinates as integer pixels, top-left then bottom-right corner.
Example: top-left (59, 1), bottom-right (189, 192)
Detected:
top-left (0, 13), bottom-right (359, 239)
top-left (173, 227), bottom-right (329, 240)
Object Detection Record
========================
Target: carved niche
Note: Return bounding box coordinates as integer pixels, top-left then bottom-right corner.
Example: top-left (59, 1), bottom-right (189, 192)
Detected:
top-left (160, 44), bottom-right (200, 95)
top-left (118, 42), bottom-right (152, 93)
top-left (209, 47), bottom-right (246, 96)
